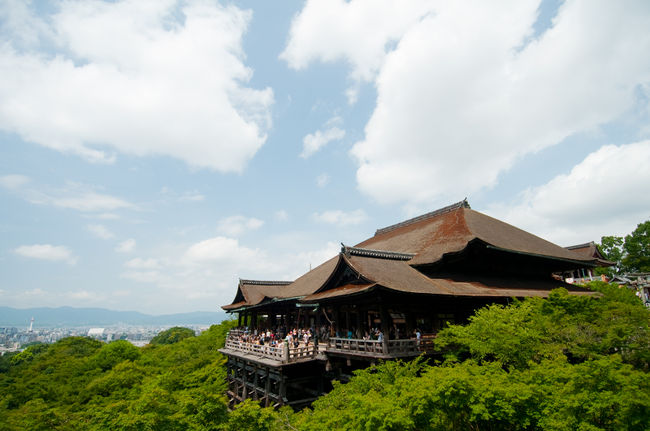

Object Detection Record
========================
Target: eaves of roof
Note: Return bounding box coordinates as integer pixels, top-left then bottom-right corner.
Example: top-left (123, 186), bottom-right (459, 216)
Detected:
top-left (484, 244), bottom-right (598, 267)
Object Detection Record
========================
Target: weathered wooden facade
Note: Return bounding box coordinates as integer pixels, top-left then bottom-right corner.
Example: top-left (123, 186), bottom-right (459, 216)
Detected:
top-left (220, 200), bottom-right (602, 408)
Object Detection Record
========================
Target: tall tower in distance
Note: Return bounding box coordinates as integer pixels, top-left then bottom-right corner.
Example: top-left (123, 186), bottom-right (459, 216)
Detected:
top-left (28, 317), bottom-right (34, 333)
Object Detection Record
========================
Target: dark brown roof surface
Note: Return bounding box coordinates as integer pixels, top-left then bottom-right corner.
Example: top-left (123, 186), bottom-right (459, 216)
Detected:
top-left (300, 254), bottom-right (595, 302)
top-left (302, 283), bottom-right (376, 301)
top-left (356, 203), bottom-right (596, 266)
top-left (222, 201), bottom-right (600, 309)
top-left (565, 242), bottom-right (614, 267)
top-left (280, 255), bottom-right (339, 297)
top-left (221, 279), bottom-right (293, 311)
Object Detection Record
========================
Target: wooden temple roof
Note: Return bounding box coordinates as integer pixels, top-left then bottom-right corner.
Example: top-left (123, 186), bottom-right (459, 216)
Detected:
top-left (356, 199), bottom-right (598, 267)
top-left (222, 279), bottom-right (293, 310)
top-left (222, 200), bottom-right (599, 311)
top-left (299, 253), bottom-right (592, 303)
top-left (565, 241), bottom-right (614, 267)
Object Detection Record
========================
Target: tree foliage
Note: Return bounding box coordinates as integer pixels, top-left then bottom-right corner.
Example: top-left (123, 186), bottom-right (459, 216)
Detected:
top-left (0, 321), bottom-right (236, 430)
top-left (1, 286), bottom-right (648, 430)
top-left (597, 220), bottom-right (650, 275)
top-left (596, 235), bottom-right (624, 276)
top-left (150, 326), bottom-right (196, 345)
top-left (622, 220), bottom-right (650, 272)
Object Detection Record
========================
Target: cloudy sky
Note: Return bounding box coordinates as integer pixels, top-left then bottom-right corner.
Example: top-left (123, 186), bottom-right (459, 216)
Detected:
top-left (1, 0), bottom-right (649, 315)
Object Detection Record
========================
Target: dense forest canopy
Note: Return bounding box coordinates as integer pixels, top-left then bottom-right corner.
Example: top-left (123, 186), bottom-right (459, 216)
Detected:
top-left (1, 282), bottom-right (648, 430)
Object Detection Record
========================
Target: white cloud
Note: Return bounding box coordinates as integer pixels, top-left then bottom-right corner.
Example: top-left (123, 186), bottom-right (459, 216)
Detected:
top-left (184, 236), bottom-right (260, 263)
top-left (0, 0), bottom-right (273, 171)
top-left (0, 174), bottom-right (30, 190)
top-left (115, 238), bottom-right (136, 253)
top-left (122, 270), bottom-right (164, 284)
top-left (14, 244), bottom-right (77, 264)
top-left (286, 0), bottom-right (650, 208)
top-left (87, 213), bottom-right (120, 220)
top-left (300, 117), bottom-right (346, 158)
top-left (99, 233), bottom-right (341, 312)
top-left (217, 215), bottom-right (264, 236)
top-left (290, 241), bottom-right (340, 277)
top-left (160, 187), bottom-right (205, 203)
top-left (33, 187), bottom-right (134, 212)
top-left (274, 210), bottom-right (289, 222)
top-left (179, 191), bottom-right (205, 202)
top-left (313, 209), bottom-right (368, 226)
top-left (67, 290), bottom-right (97, 300)
top-left (124, 257), bottom-right (160, 269)
top-left (281, 0), bottom-right (434, 102)
top-left (3, 178), bottom-right (135, 213)
top-left (316, 173), bottom-right (330, 187)
top-left (486, 141), bottom-right (650, 245)
top-left (86, 224), bottom-right (114, 239)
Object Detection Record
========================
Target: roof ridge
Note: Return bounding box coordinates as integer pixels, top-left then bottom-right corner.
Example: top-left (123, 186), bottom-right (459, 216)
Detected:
top-left (374, 199), bottom-right (470, 236)
top-left (565, 242), bottom-right (595, 250)
top-left (341, 244), bottom-right (415, 261)
top-left (239, 279), bottom-right (292, 286)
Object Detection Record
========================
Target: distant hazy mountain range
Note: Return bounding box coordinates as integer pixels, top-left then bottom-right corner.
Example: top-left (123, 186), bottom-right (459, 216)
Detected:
top-left (0, 306), bottom-right (230, 327)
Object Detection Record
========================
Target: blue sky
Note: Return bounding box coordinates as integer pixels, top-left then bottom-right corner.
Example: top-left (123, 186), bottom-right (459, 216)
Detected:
top-left (1, 0), bottom-right (649, 314)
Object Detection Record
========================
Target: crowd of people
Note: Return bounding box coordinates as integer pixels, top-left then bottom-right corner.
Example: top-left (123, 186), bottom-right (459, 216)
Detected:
top-left (233, 327), bottom-right (321, 348)
top-left (231, 325), bottom-right (423, 347)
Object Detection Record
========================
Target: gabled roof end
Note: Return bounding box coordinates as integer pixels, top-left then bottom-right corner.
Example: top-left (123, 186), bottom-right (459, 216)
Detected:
top-left (374, 198), bottom-right (470, 236)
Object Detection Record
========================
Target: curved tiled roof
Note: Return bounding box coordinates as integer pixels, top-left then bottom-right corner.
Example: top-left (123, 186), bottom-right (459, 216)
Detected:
top-left (299, 254), bottom-right (594, 302)
top-left (222, 200), bottom-right (600, 309)
top-left (565, 242), bottom-right (614, 267)
top-left (222, 279), bottom-right (292, 310)
top-left (356, 202), bottom-right (597, 266)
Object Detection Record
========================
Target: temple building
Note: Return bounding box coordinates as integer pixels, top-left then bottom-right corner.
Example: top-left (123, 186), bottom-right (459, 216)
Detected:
top-left (562, 241), bottom-right (613, 283)
top-left (220, 200), bottom-right (603, 409)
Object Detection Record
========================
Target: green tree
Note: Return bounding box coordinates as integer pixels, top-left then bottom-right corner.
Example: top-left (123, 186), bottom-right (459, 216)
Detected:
top-left (150, 326), bottom-right (196, 345)
top-left (622, 220), bottom-right (650, 272)
top-left (224, 399), bottom-right (281, 431)
top-left (91, 340), bottom-right (141, 371)
top-left (597, 235), bottom-right (624, 276)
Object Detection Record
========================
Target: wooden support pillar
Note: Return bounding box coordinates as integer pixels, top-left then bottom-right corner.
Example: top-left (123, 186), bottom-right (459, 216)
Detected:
top-left (237, 313), bottom-right (242, 327)
top-left (242, 363), bottom-right (248, 400)
top-left (380, 304), bottom-right (390, 339)
top-left (283, 340), bottom-right (289, 363)
top-left (277, 373), bottom-right (287, 406)
top-left (334, 309), bottom-right (340, 337)
top-left (362, 309), bottom-right (369, 335)
top-left (406, 312), bottom-right (415, 337)
top-left (380, 301), bottom-right (390, 354)
top-left (345, 311), bottom-right (350, 335)
top-left (264, 368), bottom-right (271, 407)
top-left (253, 364), bottom-right (259, 400)
top-left (270, 312), bottom-right (277, 328)
top-left (314, 306), bottom-right (321, 347)
top-left (354, 311), bottom-right (360, 338)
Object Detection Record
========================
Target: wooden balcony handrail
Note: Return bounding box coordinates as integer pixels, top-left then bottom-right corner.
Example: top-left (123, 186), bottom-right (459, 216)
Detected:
top-left (327, 336), bottom-right (436, 356)
top-left (224, 331), bottom-right (436, 362)
top-left (224, 333), bottom-right (317, 363)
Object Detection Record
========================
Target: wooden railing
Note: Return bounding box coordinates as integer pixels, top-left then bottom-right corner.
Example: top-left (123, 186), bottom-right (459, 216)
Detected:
top-left (327, 336), bottom-right (436, 357)
top-left (225, 337), bottom-right (285, 361)
top-left (326, 337), bottom-right (385, 354)
top-left (224, 333), bottom-right (318, 363)
top-left (225, 331), bottom-right (436, 362)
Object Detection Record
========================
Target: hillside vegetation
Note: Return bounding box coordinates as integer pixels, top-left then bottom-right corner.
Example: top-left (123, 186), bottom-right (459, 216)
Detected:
top-left (1, 282), bottom-right (648, 430)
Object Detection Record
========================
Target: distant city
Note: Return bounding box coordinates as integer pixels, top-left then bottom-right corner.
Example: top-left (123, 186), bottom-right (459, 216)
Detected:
top-left (0, 324), bottom-right (209, 354)
top-left (0, 306), bottom-right (230, 354)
